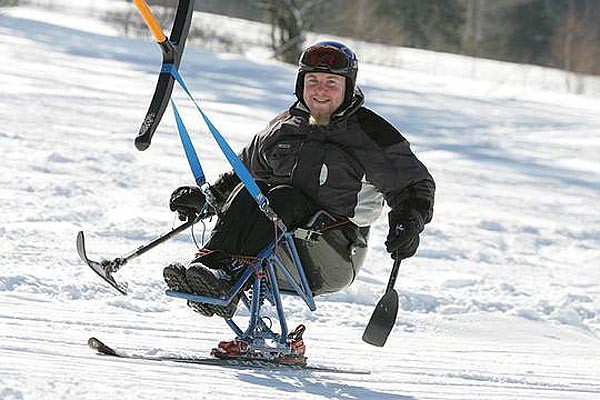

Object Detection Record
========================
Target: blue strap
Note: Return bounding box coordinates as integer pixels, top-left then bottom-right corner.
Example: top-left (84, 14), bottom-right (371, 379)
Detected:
top-left (170, 98), bottom-right (205, 187)
top-left (163, 63), bottom-right (267, 209)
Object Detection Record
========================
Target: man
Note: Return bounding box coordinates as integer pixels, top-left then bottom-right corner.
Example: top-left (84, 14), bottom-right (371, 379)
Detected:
top-left (163, 41), bottom-right (435, 318)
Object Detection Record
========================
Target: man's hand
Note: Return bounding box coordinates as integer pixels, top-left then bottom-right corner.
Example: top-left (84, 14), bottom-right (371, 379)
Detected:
top-left (385, 208), bottom-right (425, 260)
top-left (169, 186), bottom-right (206, 221)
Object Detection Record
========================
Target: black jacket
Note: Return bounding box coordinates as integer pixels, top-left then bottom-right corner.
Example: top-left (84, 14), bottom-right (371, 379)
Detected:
top-left (213, 89), bottom-right (435, 227)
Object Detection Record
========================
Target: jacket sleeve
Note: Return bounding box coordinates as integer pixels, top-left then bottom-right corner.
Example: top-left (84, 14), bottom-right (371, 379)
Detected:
top-left (238, 133), bottom-right (272, 180)
top-left (384, 141), bottom-right (435, 223)
top-left (356, 108), bottom-right (435, 224)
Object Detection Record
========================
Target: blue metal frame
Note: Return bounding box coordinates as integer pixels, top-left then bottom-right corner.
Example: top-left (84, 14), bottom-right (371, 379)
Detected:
top-left (165, 231), bottom-right (315, 344)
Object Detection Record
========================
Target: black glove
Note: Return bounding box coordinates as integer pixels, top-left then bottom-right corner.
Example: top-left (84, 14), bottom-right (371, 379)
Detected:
top-left (385, 208), bottom-right (425, 260)
top-left (169, 186), bottom-right (206, 221)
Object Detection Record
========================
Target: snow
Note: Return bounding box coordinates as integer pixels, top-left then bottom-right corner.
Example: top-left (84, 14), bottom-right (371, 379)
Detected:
top-left (1, 3), bottom-right (600, 400)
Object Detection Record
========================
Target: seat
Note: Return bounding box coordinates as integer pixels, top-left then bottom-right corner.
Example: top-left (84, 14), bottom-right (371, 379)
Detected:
top-left (275, 210), bottom-right (369, 296)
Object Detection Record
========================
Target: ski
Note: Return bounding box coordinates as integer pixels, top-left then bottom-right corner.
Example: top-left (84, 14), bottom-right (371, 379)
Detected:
top-left (88, 337), bottom-right (370, 375)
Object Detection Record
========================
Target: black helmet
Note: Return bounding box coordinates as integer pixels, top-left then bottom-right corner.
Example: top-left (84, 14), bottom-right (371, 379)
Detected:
top-left (295, 41), bottom-right (358, 111)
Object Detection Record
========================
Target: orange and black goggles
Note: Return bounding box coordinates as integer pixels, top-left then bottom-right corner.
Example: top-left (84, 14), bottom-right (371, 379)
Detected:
top-left (299, 44), bottom-right (355, 75)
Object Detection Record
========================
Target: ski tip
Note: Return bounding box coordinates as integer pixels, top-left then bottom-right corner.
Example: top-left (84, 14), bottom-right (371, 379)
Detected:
top-left (135, 137), bottom-right (151, 151)
top-left (361, 331), bottom-right (387, 347)
top-left (76, 231), bottom-right (86, 260)
top-left (88, 337), bottom-right (118, 356)
top-left (88, 337), bottom-right (102, 350)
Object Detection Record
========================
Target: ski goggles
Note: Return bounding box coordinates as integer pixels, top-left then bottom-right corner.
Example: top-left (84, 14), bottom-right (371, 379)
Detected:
top-left (299, 45), bottom-right (354, 75)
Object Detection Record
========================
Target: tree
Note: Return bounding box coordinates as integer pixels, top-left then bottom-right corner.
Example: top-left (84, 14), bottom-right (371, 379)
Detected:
top-left (0, 0), bottom-right (20, 6)
top-left (463, 0), bottom-right (484, 57)
top-left (550, 0), bottom-right (600, 90)
top-left (258, 0), bottom-right (323, 64)
top-left (369, 0), bottom-right (465, 52)
top-left (503, 0), bottom-right (568, 65)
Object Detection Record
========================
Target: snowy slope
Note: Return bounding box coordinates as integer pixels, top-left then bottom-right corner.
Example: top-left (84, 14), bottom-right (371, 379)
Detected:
top-left (1, 5), bottom-right (600, 400)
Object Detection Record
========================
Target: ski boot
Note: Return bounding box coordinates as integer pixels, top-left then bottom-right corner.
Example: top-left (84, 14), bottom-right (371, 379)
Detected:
top-left (163, 262), bottom-right (219, 317)
top-left (185, 250), bottom-right (241, 319)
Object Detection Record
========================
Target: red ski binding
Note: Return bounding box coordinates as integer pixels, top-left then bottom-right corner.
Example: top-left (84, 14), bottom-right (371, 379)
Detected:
top-left (211, 324), bottom-right (307, 365)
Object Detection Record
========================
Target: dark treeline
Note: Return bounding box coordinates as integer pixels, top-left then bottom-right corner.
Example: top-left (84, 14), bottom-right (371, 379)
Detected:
top-left (150, 0), bottom-right (600, 75)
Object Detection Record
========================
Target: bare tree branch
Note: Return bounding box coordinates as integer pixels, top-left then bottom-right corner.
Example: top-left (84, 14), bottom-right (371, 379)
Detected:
top-left (259, 0), bottom-right (323, 63)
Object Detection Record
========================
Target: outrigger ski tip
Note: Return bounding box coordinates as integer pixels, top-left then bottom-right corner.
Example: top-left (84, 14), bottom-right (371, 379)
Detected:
top-left (76, 231), bottom-right (128, 295)
top-left (87, 337), bottom-right (370, 375)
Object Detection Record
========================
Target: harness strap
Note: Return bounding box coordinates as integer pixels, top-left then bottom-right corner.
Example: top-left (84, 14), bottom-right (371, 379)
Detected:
top-left (164, 63), bottom-right (287, 232)
top-left (319, 219), bottom-right (351, 232)
top-left (170, 99), bottom-right (205, 186)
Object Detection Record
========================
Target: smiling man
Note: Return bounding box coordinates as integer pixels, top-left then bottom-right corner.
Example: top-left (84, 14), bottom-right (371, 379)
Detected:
top-left (303, 72), bottom-right (346, 124)
top-left (163, 41), bottom-right (436, 321)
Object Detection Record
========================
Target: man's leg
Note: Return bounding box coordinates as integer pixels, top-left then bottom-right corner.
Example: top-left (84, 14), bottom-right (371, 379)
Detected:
top-left (206, 183), bottom-right (319, 258)
top-left (183, 184), bottom-right (318, 318)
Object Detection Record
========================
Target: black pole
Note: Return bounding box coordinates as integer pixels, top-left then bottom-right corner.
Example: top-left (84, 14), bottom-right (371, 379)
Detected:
top-left (385, 257), bottom-right (401, 293)
top-left (120, 218), bottom-right (195, 264)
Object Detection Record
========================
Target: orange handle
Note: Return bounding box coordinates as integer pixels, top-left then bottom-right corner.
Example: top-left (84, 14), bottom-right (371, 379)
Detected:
top-left (133, 0), bottom-right (167, 43)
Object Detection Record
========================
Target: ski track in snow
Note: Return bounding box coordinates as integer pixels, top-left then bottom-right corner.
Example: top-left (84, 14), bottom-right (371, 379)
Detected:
top-left (1, 3), bottom-right (600, 399)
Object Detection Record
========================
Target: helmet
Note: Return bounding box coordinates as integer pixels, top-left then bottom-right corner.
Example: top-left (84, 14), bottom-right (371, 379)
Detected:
top-left (295, 41), bottom-right (358, 111)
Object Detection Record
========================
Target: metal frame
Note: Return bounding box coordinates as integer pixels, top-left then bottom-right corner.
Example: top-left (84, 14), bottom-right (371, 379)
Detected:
top-left (165, 231), bottom-right (315, 345)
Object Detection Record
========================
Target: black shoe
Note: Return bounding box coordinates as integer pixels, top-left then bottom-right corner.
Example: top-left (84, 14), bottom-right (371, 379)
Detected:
top-left (187, 264), bottom-right (232, 294)
top-left (186, 300), bottom-right (219, 317)
top-left (186, 264), bottom-right (240, 319)
top-left (163, 262), bottom-right (215, 317)
top-left (163, 263), bottom-right (193, 293)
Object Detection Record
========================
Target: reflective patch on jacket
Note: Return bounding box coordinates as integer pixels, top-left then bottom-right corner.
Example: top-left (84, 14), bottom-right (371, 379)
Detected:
top-left (319, 163), bottom-right (328, 186)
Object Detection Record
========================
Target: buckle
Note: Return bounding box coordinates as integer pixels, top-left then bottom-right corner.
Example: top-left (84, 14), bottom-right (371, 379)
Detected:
top-left (293, 228), bottom-right (321, 242)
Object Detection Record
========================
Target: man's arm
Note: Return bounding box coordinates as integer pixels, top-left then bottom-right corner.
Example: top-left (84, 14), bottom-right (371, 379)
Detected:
top-left (356, 107), bottom-right (435, 221)
top-left (356, 107), bottom-right (435, 259)
top-left (383, 140), bottom-right (435, 223)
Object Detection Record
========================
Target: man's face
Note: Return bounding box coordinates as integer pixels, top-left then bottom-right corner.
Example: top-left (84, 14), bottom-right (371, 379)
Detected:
top-left (303, 72), bottom-right (345, 123)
